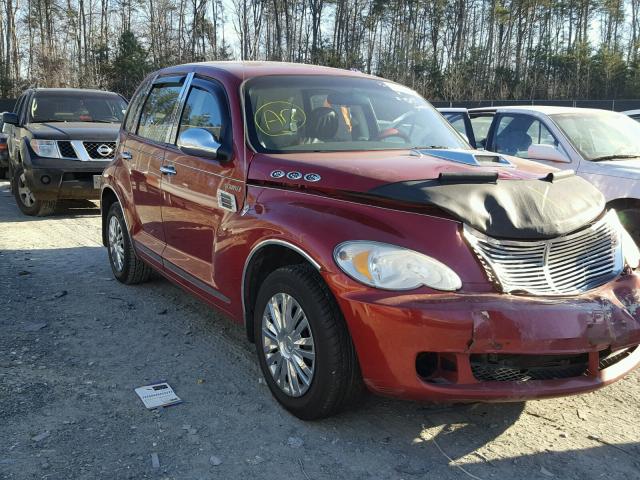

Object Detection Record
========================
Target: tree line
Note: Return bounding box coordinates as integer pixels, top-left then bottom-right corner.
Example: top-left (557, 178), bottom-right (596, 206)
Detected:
top-left (1, 0), bottom-right (640, 101)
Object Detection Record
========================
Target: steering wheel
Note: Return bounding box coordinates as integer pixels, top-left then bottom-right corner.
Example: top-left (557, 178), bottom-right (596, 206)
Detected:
top-left (377, 109), bottom-right (420, 142)
top-left (376, 127), bottom-right (411, 143)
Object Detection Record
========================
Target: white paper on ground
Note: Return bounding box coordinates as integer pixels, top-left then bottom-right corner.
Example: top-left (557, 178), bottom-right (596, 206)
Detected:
top-left (134, 382), bottom-right (182, 409)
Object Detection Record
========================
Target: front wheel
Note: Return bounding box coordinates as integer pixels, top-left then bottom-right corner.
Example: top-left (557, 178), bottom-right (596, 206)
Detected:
top-left (254, 264), bottom-right (363, 420)
top-left (13, 166), bottom-right (56, 216)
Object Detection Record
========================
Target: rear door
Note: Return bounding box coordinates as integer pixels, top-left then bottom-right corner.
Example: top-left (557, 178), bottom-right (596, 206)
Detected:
top-left (123, 75), bottom-right (187, 258)
top-left (160, 75), bottom-right (241, 296)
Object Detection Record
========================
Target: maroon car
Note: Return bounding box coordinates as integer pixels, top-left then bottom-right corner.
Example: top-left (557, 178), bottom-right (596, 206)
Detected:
top-left (101, 62), bottom-right (640, 419)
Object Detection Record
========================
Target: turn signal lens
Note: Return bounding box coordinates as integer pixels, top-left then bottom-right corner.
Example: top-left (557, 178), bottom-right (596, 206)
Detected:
top-left (334, 241), bottom-right (462, 291)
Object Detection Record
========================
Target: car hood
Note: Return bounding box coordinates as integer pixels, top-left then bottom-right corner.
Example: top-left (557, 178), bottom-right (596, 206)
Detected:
top-left (249, 149), bottom-right (605, 239)
top-left (595, 159), bottom-right (640, 179)
top-left (28, 122), bottom-right (120, 141)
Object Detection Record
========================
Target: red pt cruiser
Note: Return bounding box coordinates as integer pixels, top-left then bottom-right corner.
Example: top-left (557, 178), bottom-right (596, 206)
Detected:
top-left (101, 62), bottom-right (640, 419)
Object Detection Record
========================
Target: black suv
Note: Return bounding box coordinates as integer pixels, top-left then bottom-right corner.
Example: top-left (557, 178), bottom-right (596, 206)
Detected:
top-left (3, 88), bottom-right (127, 216)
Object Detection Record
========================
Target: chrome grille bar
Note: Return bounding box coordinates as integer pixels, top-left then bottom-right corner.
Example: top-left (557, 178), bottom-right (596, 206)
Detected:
top-left (463, 210), bottom-right (624, 295)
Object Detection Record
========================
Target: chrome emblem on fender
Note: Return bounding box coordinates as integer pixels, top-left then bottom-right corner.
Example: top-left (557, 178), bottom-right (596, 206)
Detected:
top-left (287, 171), bottom-right (302, 180)
top-left (270, 170), bottom-right (285, 179)
top-left (304, 173), bottom-right (321, 182)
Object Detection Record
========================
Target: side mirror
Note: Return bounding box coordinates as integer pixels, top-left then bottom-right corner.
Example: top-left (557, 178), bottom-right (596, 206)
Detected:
top-left (2, 112), bottom-right (19, 126)
top-left (527, 143), bottom-right (570, 163)
top-left (177, 128), bottom-right (226, 160)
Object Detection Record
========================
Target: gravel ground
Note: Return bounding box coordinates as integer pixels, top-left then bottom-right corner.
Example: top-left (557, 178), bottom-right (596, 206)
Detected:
top-left (1, 178), bottom-right (640, 480)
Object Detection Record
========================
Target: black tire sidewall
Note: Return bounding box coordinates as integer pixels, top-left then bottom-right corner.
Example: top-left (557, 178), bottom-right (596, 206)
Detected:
top-left (13, 165), bottom-right (42, 216)
top-left (106, 202), bottom-right (134, 282)
top-left (254, 267), bottom-right (347, 419)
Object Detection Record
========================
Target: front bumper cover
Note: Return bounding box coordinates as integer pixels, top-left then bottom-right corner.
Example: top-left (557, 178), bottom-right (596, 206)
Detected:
top-left (330, 272), bottom-right (640, 402)
top-left (22, 150), bottom-right (110, 200)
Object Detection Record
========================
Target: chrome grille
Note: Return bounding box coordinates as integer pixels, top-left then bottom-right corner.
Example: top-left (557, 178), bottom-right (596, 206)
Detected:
top-left (83, 141), bottom-right (116, 159)
top-left (463, 210), bottom-right (624, 295)
top-left (57, 141), bottom-right (78, 158)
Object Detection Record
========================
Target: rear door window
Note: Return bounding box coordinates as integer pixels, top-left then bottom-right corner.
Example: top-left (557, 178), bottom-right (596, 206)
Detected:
top-left (469, 114), bottom-right (494, 147)
top-left (137, 81), bottom-right (183, 143)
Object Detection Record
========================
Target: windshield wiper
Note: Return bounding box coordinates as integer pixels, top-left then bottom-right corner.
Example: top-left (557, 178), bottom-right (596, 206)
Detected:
top-left (411, 145), bottom-right (450, 150)
top-left (590, 154), bottom-right (640, 162)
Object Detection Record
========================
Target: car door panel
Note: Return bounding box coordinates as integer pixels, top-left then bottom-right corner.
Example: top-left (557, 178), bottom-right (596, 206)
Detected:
top-left (160, 76), bottom-right (238, 293)
top-left (125, 76), bottom-right (186, 257)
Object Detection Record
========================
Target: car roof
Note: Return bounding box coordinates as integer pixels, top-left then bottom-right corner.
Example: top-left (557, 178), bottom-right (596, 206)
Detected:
top-left (468, 105), bottom-right (619, 115)
top-left (159, 61), bottom-right (382, 82)
top-left (30, 88), bottom-right (122, 97)
top-left (437, 107), bottom-right (468, 113)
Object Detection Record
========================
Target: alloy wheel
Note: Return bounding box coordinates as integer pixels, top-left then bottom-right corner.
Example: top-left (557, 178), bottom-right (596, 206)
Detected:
top-left (17, 173), bottom-right (35, 207)
top-left (108, 215), bottom-right (125, 272)
top-left (261, 292), bottom-right (316, 397)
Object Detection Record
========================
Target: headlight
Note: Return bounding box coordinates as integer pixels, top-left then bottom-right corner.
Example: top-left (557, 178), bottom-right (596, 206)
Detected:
top-left (621, 226), bottom-right (640, 269)
top-left (30, 139), bottom-right (61, 158)
top-left (334, 241), bottom-right (462, 291)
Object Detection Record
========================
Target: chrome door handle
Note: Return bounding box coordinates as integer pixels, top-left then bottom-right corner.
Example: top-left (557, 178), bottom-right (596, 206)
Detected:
top-left (121, 151), bottom-right (132, 160)
top-left (160, 165), bottom-right (177, 175)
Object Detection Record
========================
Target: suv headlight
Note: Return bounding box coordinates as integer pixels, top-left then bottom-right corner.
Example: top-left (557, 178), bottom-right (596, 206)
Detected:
top-left (334, 241), bottom-right (462, 291)
top-left (30, 139), bottom-right (61, 158)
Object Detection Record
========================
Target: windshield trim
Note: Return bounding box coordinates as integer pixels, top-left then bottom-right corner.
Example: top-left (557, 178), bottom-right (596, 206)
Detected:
top-left (240, 74), bottom-right (468, 155)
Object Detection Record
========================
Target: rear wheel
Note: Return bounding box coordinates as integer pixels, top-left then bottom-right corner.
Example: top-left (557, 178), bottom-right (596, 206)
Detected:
top-left (106, 202), bottom-right (153, 284)
top-left (254, 264), bottom-right (363, 420)
top-left (12, 165), bottom-right (56, 216)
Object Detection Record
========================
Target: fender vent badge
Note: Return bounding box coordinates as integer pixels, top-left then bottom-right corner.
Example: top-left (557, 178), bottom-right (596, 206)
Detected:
top-left (270, 170), bottom-right (285, 179)
top-left (217, 190), bottom-right (237, 212)
top-left (287, 171), bottom-right (302, 180)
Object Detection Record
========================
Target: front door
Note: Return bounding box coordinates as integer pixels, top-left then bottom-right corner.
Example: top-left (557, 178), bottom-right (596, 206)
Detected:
top-left (160, 76), bottom-right (241, 295)
top-left (125, 75), bottom-right (186, 257)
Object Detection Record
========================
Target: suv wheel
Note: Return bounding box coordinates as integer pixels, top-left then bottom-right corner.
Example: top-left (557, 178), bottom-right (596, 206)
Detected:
top-left (106, 202), bottom-right (153, 284)
top-left (13, 166), bottom-right (56, 216)
top-left (254, 264), bottom-right (363, 420)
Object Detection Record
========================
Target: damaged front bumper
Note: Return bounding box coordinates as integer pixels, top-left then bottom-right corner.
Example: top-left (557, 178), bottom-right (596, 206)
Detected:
top-left (332, 272), bottom-right (640, 402)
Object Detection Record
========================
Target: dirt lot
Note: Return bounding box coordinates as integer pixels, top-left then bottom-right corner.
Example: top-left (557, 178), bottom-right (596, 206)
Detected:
top-left (1, 178), bottom-right (639, 480)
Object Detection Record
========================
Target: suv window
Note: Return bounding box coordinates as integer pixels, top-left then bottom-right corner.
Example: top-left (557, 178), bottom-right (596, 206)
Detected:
top-left (29, 94), bottom-right (126, 123)
top-left (178, 85), bottom-right (225, 143)
top-left (124, 77), bottom-right (153, 132)
top-left (442, 113), bottom-right (467, 136)
top-left (469, 114), bottom-right (493, 147)
top-left (137, 84), bottom-right (183, 143)
top-left (494, 115), bottom-right (558, 157)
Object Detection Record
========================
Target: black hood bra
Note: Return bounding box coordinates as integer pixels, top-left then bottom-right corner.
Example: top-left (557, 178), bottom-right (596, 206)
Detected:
top-left (368, 171), bottom-right (606, 240)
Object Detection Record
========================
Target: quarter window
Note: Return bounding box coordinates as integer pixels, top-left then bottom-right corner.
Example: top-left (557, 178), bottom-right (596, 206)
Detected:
top-left (137, 84), bottom-right (183, 143)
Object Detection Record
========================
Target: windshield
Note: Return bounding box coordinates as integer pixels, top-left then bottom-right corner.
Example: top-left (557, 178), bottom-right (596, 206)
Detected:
top-left (551, 111), bottom-right (640, 161)
top-left (30, 94), bottom-right (128, 123)
top-left (244, 75), bottom-right (468, 153)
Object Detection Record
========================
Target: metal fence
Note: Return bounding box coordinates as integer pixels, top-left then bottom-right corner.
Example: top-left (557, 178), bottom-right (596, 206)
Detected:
top-left (2, 97), bottom-right (640, 113)
top-left (430, 99), bottom-right (640, 112)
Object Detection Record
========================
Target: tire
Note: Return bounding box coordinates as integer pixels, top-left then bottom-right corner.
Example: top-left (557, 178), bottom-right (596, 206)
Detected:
top-left (13, 165), bottom-right (57, 216)
top-left (254, 264), bottom-right (363, 420)
top-left (106, 202), bottom-right (153, 284)
top-left (618, 208), bottom-right (640, 245)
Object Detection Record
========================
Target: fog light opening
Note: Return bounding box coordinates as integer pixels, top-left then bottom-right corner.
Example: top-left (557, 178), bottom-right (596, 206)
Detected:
top-left (416, 352), bottom-right (439, 379)
top-left (41, 175), bottom-right (51, 185)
